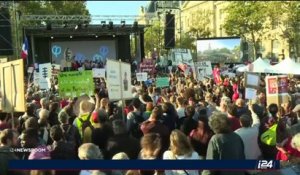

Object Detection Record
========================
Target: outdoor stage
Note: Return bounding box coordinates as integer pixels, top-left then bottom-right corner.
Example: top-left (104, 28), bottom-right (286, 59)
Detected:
top-left (24, 23), bottom-right (145, 66)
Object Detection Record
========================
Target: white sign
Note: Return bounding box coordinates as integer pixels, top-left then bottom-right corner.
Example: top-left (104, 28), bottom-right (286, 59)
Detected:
top-left (136, 72), bottom-right (148, 81)
top-left (92, 68), bottom-right (106, 78)
top-left (39, 63), bottom-right (52, 89)
top-left (51, 64), bottom-right (61, 75)
top-left (195, 61), bottom-right (213, 81)
top-left (33, 71), bottom-right (39, 86)
top-left (245, 88), bottom-right (257, 100)
top-left (106, 60), bottom-right (132, 100)
top-left (27, 67), bottom-right (34, 73)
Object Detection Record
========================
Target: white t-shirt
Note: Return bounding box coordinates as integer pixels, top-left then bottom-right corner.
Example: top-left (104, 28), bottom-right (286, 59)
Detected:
top-left (163, 150), bottom-right (201, 175)
top-left (177, 107), bottom-right (185, 119)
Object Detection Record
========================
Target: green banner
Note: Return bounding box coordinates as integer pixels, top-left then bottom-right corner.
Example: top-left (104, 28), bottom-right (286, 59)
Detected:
top-left (58, 71), bottom-right (94, 98)
top-left (156, 77), bottom-right (169, 88)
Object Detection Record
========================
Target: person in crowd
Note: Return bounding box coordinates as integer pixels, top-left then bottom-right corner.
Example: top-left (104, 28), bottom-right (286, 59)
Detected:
top-left (176, 96), bottom-right (186, 119)
top-left (49, 125), bottom-right (77, 159)
top-left (204, 92), bottom-right (217, 117)
top-left (19, 128), bottom-right (50, 160)
top-left (139, 133), bottom-right (162, 160)
top-left (36, 98), bottom-right (49, 117)
top-left (163, 129), bottom-right (201, 175)
top-left (189, 116), bottom-right (214, 158)
top-left (58, 109), bottom-right (81, 150)
top-left (106, 120), bottom-right (140, 159)
top-left (73, 100), bottom-right (94, 139)
top-left (161, 102), bottom-right (178, 131)
top-left (142, 102), bottom-right (154, 120)
top-left (19, 103), bottom-right (36, 128)
top-left (48, 102), bottom-right (60, 126)
top-left (202, 112), bottom-right (245, 175)
top-left (78, 143), bottom-right (105, 175)
top-left (63, 97), bottom-right (78, 124)
top-left (0, 129), bottom-right (19, 175)
top-left (140, 106), bottom-right (170, 154)
top-left (235, 99), bottom-right (249, 118)
top-left (277, 133), bottom-right (300, 163)
top-left (227, 104), bottom-right (241, 131)
top-left (0, 113), bottom-right (9, 130)
top-left (127, 98), bottom-right (144, 139)
top-left (258, 103), bottom-right (280, 159)
top-left (37, 117), bottom-right (50, 145)
top-left (178, 105), bottom-right (198, 136)
top-left (112, 152), bottom-right (130, 175)
top-left (216, 96), bottom-right (231, 114)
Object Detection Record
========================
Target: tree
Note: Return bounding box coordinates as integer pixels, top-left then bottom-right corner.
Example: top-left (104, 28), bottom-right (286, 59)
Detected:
top-left (266, 2), bottom-right (300, 59)
top-left (144, 20), bottom-right (164, 57)
top-left (8, 1), bottom-right (90, 58)
top-left (223, 2), bottom-right (268, 59)
top-left (188, 9), bottom-right (212, 39)
top-left (176, 33), bottom-right (195, 50)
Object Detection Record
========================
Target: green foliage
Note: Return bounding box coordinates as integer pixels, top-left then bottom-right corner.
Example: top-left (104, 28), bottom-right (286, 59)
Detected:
top-left (176, 33), bottom-right (196, 51)
top-left (223, 2), bottom-right (268, 58)
top-left (144, 20), bottom-right (164, 55)
top-left (188, 9), bottom-right (212, 38)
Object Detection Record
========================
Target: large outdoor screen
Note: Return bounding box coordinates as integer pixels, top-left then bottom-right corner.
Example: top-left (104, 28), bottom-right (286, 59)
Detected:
top-left (197, 37), bottom-right (241, 63)
top-left (51, 40), bottom-right (117, 65)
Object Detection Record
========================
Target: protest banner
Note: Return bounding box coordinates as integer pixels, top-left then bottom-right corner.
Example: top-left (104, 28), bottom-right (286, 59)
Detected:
top-left (58, 71), bottom-right (94, 98)
top-left (51, 64), bottom-right (61, 76)
top-left (265, 75), bottom-right (290, 107)
top-left (195, 61), bottom-right (213, 81)
top-left (244, 73), bottom-right (260, 100)
top-left (156, 77), bottom-right (169, 88)
top-left (140, 59), bottom-right (155, 74)
top-left (92, 68), bottom-right (106, 78)
top-left (39, 63), bottom-right (52, 89)
top-left (0, 59), bottom-right (25, 113)
top-left (136, 72), bottom-right (148, 82)
top-left (107, 60), bottom-right (132, 100)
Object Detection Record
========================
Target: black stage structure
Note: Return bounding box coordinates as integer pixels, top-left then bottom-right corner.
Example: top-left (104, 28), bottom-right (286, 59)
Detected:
top-left (23, 17), bottom-right (145, 65)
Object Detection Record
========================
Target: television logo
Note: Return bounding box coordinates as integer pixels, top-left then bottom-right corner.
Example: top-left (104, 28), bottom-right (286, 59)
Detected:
top-left (257, 160), bottom-right (275, 169)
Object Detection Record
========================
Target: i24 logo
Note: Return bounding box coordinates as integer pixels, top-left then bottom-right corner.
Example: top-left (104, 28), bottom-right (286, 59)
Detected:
top-left (257, 160), bottom-right (274, 169)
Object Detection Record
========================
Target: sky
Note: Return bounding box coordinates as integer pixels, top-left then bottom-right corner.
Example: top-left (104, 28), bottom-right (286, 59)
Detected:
top-left (86, 1), bottom-right (149, 24)
top-left (197, 39), bottom-right (241, 52)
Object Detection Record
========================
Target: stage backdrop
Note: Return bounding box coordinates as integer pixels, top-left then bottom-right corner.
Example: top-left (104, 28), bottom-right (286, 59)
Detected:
top-left (51, 40), bottom-right (117, 66)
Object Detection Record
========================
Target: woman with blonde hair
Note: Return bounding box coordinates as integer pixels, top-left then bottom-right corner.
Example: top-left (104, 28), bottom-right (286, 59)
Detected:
top-left (163, 129), bottom-right (200, 175)
top-left (139, 133), bottom-right (162, 160)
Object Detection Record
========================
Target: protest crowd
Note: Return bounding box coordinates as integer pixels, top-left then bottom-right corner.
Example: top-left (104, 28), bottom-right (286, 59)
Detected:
top-left (1, 58), bottom-right (300, 175)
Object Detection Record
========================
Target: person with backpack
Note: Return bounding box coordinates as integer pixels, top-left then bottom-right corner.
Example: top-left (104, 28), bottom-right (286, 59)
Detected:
top-left (58, 110), bottom-right (81, 150)
top-left (73, 100), bottom-right (94, 141)
top-left (127, 98), bottom-right (145, 139)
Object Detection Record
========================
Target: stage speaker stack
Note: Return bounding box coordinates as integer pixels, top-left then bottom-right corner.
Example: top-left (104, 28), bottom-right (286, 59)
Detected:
top-left (164, 13), bottom-right (175, 49)
top-left (0, 8), bottom-right (13, 55)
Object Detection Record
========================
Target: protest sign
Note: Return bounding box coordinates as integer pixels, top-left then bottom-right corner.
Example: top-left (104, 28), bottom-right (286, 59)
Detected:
top-left (136, 72), bottom-right (148, 82)
top-left (51, 64), bottom-right (61, 76)
top-left (140, 59), bottom-right (155, 73)
top-left (265, 75), bottom-right (290, 106)
top-left (245, 88), bottom-right (257, 100)
top-left (195, 61), bottom-right (213, 81)
top-left (39, 63), bottom-right (52, 89)
top-left (244, 73), bottom-right (260, 100)
top-left (58, 71), bottom-right (94, 98)
top-left (107, 60), bottom-right (132, 100)
top-left (92, 68), bottom-right (106, 78)
top-left (156, 77), bottom-right (169, 88)
top-left (0, 59), bottom-right (25, 112)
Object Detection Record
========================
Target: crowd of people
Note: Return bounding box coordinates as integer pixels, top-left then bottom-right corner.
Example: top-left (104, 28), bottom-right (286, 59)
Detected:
top-left (1, 63), bottom-right (300, 175)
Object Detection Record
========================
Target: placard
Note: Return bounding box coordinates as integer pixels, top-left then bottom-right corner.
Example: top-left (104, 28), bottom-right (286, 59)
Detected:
top-left (265, 75), bottom-right (290, 107)
top-left (92, 68), bottom-right (106, 78)
top-left (106, 60), bottom-right (132, 100)
top-left (51, 64), bottom-right (61, 76)
top-left (245, 73), bottom-right (260, 88)
top-left (39, 63), bottom-right (52, 89)
top-left (245, 88), bottom-right (257, 100)
top-left (58, 71), bottom-right (94, 98)
top-left (140, 59), bottom-right (155, 73)
top-left (195, 61), bottom-right (213, 81)
top-left (136, 72), bottom-right (148, 81)
top-left (0, 59), bottom-right (25, 112)
top-left (156, 77), bottom-right (169, 88)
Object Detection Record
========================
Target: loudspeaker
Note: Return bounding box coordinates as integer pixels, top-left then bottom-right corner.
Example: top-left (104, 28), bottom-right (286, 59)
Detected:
top-left (164, 13), bottom-right (175, 49)
top-left (242, 42), bottom-right (249, 62)
top-left (0, 8), bottom-right (13, 55)
top-left (140, 32), bottom-right (145, 59)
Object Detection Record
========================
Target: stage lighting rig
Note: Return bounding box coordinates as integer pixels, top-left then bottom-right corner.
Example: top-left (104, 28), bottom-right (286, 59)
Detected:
top-left (101, 21), bottom-right (106, 28)
top-left (108, 21), bottom-right (113, 30)
top-left (121, 20), bottom-right (126, 28)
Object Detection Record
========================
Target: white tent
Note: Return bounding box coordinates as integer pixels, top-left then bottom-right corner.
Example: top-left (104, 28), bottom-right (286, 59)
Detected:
top-left (272, 58), bottom-right (300, 75)
top-left (237, 58), bottom-right (274, 73)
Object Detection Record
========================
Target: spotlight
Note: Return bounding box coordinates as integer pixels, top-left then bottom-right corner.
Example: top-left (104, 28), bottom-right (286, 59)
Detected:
top-left (70, 35), bottom-right (73, 39)
top-left (83, 21), bottom-right (89, 28)
top-left (51, 36), bottom-right (54, 39)
top-left (113, 35), bottom-right (115, 37)
top-left (75, 24), bottom-right (82, 30)
top-left (101, 21), bottom-right (106, 28)
top-left (121, 20), bottom-right (125, 27)
top-left (108, 21), bottom-right (113, 30)
top-left (95, 35), bottom-right (98, 38)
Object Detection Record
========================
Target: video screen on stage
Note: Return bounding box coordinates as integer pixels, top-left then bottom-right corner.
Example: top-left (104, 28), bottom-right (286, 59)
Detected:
top-left (51, 40), bottom-right (117, 65)
top-left (197, 37), bottom-right (241, 63)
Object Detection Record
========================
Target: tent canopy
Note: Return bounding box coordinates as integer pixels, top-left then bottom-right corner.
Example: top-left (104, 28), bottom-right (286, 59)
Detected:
top-left (237, 57), bottom-right (274, 73)
top-left (272, 58), bottom-right (300, 75)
